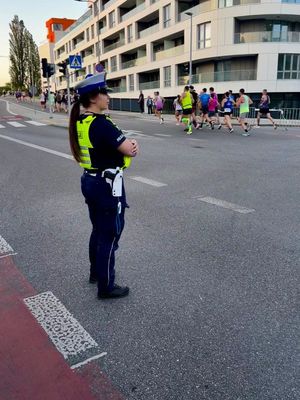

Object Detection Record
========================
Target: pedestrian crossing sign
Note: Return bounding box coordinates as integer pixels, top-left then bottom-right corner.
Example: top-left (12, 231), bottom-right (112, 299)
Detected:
top-left (69, 55), bottom-right (82, 69)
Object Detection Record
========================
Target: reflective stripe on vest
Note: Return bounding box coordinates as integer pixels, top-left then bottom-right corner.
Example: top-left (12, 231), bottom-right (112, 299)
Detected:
top-left (182, 91), bottom-right (192, 109)
top-left (76, 115), bottom-right (132, 171)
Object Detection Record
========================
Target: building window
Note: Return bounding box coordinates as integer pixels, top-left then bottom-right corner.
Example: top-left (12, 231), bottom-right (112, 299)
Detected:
top-left (164, 66), bottom-right (171, 87)
top-left (109, 11), bottom-right (116, 28)
top-left (129, 74), bottom-right (134, 91)
top-left (218, 0), bottom-right (233, 7)
top-left (111, 56), bottom-right (117, 72)
top-left (86, 28), bottom-right (90, 42)
top-left (91, 25), bottom-right (94, 39)
top-left (282, 0), bottom-right (300, 2)
top-left (163, 4), bottom-right (171, 28)
top-left (197, 22), bottom-right (211, 49)
top-left (127, 24), bottom-right (133, 43)
top-left (277, 54), bottom-right (300, 79)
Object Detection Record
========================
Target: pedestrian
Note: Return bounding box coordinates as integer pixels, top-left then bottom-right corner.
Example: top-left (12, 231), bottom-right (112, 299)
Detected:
top-left (256, 89), bottom-right (277, 129)
top-left (68, 73), bottom-right (139, 299)
top-left (138, 91), bottom-right (144, 113)
top-left (236, 88), bottom-right (253, 136)
top-left (146, 96), bottom-right (153, 114)
top-left (40, 92), bottom-right (46, 110)
top-left (56, 91), bottom-right (62, 112)
top-left (48, 91), bottom-right (55, 113)
top-left (62, 92), bottom-right (68, 113)
top-left (173, 95), bottom-right (183, 125)
top-left (153, 91), bottom-right (165, 124)
top-left (181, 85), bottom-right (193, 134)
top-left (221, 92), bottom-right (235, 133)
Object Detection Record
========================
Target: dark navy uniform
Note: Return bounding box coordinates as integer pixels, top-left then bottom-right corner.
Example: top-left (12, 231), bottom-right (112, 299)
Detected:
top-left (79, 113), bottom-right (128, 295)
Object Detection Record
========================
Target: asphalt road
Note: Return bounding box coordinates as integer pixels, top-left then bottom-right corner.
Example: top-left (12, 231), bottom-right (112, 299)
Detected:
top-left (0, 99), bottom-right (299, 399)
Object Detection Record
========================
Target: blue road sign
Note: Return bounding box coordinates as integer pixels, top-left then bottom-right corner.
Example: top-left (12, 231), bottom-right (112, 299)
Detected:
top-left (95, 63), bottom-right (104, 73)
top-left (69, 55), bottom-right (82, 69)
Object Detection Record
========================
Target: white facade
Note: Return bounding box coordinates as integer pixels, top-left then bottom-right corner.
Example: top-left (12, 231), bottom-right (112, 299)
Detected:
top-left (53, 0), bottom-right (300, 98)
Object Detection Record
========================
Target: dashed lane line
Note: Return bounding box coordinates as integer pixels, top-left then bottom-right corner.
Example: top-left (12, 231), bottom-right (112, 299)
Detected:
top-left (0, 134), bottom-right (73, 160)
top-left (7, 121), bottom-right (27, 128)
top-left (154, 133), bottom-right (171, 137)
top-left (25, 120), bottom-right (47, 126)
top-left (129, 176), bottom-right (167, 187)
top-left (196, 196), bottom-right (255, 214)
top-left (0, 124), bottom-right (5, 129)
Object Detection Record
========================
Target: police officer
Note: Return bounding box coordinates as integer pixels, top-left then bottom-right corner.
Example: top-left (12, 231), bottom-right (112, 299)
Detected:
top-left (69, 73), bottom-right (139, 299)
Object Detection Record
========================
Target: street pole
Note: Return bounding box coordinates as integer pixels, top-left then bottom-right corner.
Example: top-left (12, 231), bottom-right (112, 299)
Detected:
top-left (185, 12), bottom-right (193, 85)
top-left (47, 72), bottom-right (53, 119)
top-left (66, 68), bottom-right (71, 117)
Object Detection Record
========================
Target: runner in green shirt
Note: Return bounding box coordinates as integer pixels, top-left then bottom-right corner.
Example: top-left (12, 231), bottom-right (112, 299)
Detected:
top-left (236, 88), bottom-right (253, 136)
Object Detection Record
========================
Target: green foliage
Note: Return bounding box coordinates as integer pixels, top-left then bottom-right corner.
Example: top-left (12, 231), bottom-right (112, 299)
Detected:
top-left (9, 15), bottom-right (41, 93)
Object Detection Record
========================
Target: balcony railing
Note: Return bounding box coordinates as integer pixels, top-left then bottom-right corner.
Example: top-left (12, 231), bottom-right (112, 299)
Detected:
top-left (111, 85), bottom-right (127, 93)
top-left (63, 9), bottom-right (92, 36)
top-left (121, 56), bottom-right (147, 69)
top-left (234, 31), bottom-right (300, 44)
top-left (138, 24), bottom-right (159, 39)
top-left (103, 39), bottom-right (125, 53)
top-left (121, 3), bottom-right (146, 22)
top-left (178, 1), bottom-right (213, 21)
top-left (154, 45), bottom-right (184, 61)
top-left (139, 80), bottom-right (160, 90)
top-left (177, 69), bottom-right (257, 85)
top-left (103, 0), bottom-right (116, 10)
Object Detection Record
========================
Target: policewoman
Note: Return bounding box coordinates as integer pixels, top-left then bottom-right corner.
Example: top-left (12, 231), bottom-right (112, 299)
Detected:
top-left (69, 73), bottom-right (139, 299)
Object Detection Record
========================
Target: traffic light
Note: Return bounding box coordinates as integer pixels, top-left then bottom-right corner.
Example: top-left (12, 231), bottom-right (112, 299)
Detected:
top-left (58, 62), bottom-right (67, 76)
top-left (47, 63), bottom-right (55, 77)
top-left (41, 58), bottom-right (48, 78)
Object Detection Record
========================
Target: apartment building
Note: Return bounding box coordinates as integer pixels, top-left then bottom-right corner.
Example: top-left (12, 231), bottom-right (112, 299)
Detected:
top-left (53, 0), bottom-right (300, 106)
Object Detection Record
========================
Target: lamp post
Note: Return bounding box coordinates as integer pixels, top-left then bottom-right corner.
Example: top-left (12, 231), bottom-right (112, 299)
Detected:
top-left (75, 0), bottom-right (101, 63)
top-left (185, 12), bottom-right (193, 85)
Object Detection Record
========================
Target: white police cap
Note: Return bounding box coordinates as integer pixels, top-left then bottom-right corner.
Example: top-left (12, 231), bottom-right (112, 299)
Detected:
top-left (75, 72), bottom-right (112, 95)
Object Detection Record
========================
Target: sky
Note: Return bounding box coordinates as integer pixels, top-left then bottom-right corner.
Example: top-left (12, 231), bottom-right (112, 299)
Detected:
top-left (0, 0), bottom-right (87, 85)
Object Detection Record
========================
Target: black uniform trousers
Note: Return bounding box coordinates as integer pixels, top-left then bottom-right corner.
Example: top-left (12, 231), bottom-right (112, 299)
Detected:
top-left (81, 173), bottom-right (125, 295)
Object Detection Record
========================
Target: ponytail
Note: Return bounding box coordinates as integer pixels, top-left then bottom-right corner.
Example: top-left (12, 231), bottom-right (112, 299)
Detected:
top-left (69, 100), bottom-right (81, 162)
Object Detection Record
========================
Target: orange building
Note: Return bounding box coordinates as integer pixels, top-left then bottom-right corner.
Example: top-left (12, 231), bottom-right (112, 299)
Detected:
top-left (46, 18), bottom-right (76, 43)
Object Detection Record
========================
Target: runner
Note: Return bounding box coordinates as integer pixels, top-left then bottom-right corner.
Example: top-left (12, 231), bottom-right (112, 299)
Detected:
top-left (256, 89), bottom-right (277, 129)
top-left (153, 91), bottom-right (165, 124)
top-left (236, 88), bottom-right (253, 136)
top-left (209, 87), bottom-right (222, 129)
top-left (189, 85), bottom-right (200, 128)
top-left (199, 88), bottom-right (213, 129)
top-left (173, 94), bottom-right (183, 125)
top-left (221, 91), bottom-right (235, 133)
top-left (208, 93), bottom-right (218, 127)
top-left (181, 85), bottom-right (193, 134)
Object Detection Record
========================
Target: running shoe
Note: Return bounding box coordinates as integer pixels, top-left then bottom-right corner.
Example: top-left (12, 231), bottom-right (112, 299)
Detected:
top-left (186, 129), bottom-right (192, 135)
top-left (229, 128), bottom-right (234, 133)
top-left (210, 122), bottom-right (214, 130)
top-left (273, 124), bottom-right (277, 130)
top-left (218, 124), bottom-right (222, 130)
top-left (242, 130), bottom-right (250, 137)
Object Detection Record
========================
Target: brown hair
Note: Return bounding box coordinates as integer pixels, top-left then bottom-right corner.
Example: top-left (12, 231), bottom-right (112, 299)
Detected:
top-left (68, 89), bottom-right (100, 162)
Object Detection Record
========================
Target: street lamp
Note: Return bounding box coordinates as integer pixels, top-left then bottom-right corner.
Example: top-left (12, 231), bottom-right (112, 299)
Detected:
top-left (75, 0), bottom-right (101, 63)
top-left (185, 12), bottom-right (193, 85)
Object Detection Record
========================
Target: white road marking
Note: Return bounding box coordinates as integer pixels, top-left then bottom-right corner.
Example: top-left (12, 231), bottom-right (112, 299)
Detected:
top-left (2, 99), bottom-right (19, 115)
top-left (197, 196), bottom-right (255, 214)
top-left (123, 130), bottom-right (147, 137)
top-left (70, 353), bottom-right (107, 370)
top-left (25, 120), bottom-right (47, 126)
top-left (154, 133), bottom-right (171, 137)
top-left (0, 124), bottom-right (5, 129)
top-left (0, 235), bottom-right (16, 257)
top-left (7, 121), bottom-right (26, 128)
top-left (123, 129), bottom-right (143, 133)
top-left (130, 176), bottom-right (167, 187)
top-left (24, 291), bottom-right (99, 359)
top-left (0, 134), bottom-right (73, 160)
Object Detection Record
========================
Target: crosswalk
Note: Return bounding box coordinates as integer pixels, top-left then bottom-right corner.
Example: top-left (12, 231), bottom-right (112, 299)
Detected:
top-left (0, 120), bottom-right (47, 129)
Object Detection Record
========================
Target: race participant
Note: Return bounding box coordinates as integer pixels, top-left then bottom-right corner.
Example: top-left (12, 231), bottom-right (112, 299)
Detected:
top-left (173, 94), bottom-right (183, 125)
top-left (154, 91), bottom-right (165, 124)
top-left (181, 85), bottom-right (193, 134)
top-left (189, 85), bottom-right (200, 129)
top-left (236, 88), bottom-right (253, 136)
top-left (209, 87), bottom-right (222, 129)
top-left (256, 89), bottom-right (277, 129)
top-left (199, 88), bottom-right (213, 129)
top-left (221, 92), bottom-right (235, 133)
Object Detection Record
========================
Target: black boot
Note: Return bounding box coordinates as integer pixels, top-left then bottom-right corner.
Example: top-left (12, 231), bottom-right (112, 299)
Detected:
top-left (98, 285), bottom-right (129, 299)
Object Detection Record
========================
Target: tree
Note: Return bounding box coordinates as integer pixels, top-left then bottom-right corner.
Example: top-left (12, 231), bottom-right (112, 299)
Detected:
top-left (9, 15), bottom-right (41, 93)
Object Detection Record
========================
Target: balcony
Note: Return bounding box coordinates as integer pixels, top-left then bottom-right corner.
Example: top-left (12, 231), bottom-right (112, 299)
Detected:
top-left (112, 86), bottom-right (127, 92)
top-left (138, 24), bottom-right (159, 39)
top-left (63, 9), bottom-right (93, 36)
top-left (121, 3), bottom-right (146, 22)
top-left (121, 56), bottom-right (147, 69)
top-left (103, 39), bottom-right (125, 53)
top-left (178, 1), bottom-right (213, 21)
top-left (139, 80), bottom-right (160, 90)
top-left (177, 69), bottom-right (257, 85)
top-left (103, 0), bottom-right (116, 10)
top-left (234, 31), bottom-right (300, 44)
top-left (153, 45), bottom-right (184, 61)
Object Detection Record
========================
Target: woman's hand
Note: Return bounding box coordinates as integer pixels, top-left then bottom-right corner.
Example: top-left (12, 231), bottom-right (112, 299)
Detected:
top-left (130, 139), bottom-right (139, 156)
